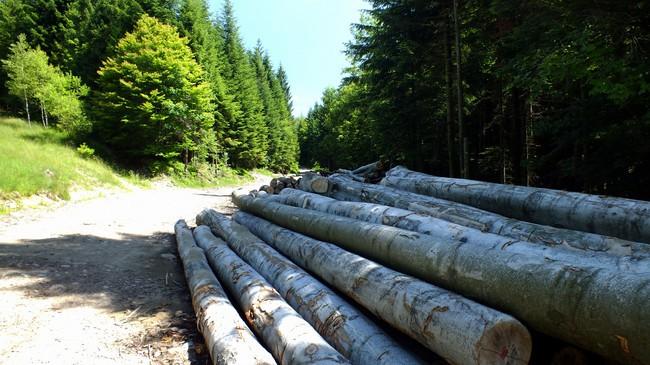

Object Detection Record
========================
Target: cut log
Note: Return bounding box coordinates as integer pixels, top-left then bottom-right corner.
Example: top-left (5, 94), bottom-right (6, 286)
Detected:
top-left (231, 193), bottom-right (650, 365)
top-left (272, 188), bottom-right (650, 272)
top-left (192, 226), bottom-right (349, 365)
top-left (233, 211), bottom-right (531, 365)
top-left (196, 209), bottom-right (428, 365)
top-left (298, 172), bottom-right (331, 194)
top-left (320, 174), bottom-right (650, 260)
top-left (383, 165), bottom-right (650, 243)
top-left (173, 220), bottom-right (275, 365)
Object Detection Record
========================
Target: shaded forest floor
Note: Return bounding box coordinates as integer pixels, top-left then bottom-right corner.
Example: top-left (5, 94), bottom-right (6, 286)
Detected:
top-left (0, 174), bottom-right (267, 364)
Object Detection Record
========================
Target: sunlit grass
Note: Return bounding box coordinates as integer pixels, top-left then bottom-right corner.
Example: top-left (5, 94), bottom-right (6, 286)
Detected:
top-left (0, 117), bottom-right (121, 205)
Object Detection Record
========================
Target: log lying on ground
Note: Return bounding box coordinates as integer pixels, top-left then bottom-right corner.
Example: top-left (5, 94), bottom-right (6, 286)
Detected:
top-left (231, 193), bottom-right (650, 365)
top-left (196, 209), bottom-right (427, 365)
top-left (173, 220), bottom-right (275, 365)
top-left (271, 189), bottom-right (650, 272)
top-left (192, 226), bottom-right (349, 365)
top-left (316, 174), bottom-right (650, 259)
top-left (298, 172), bottom-right (332, 194)
top-left (232, 210), bottom-right (532, 365)
top-left (383, 165), bottom-right (650, 243)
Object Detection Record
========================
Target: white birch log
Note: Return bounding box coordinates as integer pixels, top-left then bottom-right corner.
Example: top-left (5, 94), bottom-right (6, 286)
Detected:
top-left (173, 220), bottom-right (276, 365)
top-left (271, 188), bottom-right (650, 272)
top-left (231, 210), bottom-right (532, 365)
top-left (319, 174), bottom-right (650, 259)
top-left (195, 209), bottom-right (429, 365)
top-left (192, 226), bottom-right (350, 365)
top-left (383, 165), bottom-right (650, 243)
top-left (231, 193), bottom-right (650, 365)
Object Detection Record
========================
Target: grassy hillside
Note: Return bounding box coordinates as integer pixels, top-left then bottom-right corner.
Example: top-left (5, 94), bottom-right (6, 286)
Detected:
top-left (0, 117), bottom-right (123, 210)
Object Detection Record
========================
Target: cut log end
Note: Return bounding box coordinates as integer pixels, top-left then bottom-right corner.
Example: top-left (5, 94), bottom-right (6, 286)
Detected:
top-left (476, 320), bottom-right (532, 365)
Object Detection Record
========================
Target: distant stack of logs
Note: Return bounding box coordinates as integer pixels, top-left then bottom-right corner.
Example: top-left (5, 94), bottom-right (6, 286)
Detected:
top-left (175, 162), bottom-right (650, 365)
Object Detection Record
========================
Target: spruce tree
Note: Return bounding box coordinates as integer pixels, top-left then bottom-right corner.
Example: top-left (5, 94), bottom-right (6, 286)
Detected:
top-left (219, 0), bottom-right (267, 168)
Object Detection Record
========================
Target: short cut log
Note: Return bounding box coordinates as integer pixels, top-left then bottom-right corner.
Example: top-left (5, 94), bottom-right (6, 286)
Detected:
top-left (173, 220), bottom-right (275, 365)
top-left (232, 209), bottom-right (532, 365)
top-left (231, 193), bottom-right (650, 365)
top-left (192, 226), bottom-right (349, 365)
top-left (195, 209), bottom-right (428, 365)
top-left (383, 165), bottom-right (650, 243)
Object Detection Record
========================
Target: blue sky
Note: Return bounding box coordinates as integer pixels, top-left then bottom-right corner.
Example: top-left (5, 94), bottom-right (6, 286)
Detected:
top-left (208, 0), bottom-right (368, 117)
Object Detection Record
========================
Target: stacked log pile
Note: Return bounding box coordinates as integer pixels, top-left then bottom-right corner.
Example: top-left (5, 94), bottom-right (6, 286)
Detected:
top-left (175, 163), bottom-right (650, 365)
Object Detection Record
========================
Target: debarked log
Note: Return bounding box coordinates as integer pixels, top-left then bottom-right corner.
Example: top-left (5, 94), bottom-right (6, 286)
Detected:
top-left (383, 165), bottom-right (650, 244)
top-left (232, 209), bottom-right (532, 365)
top-left (192, 226), bottom-right (349, 365)
top-left (173, 220), bottom-right (275, 365)
top-left (231, 193), bottom-right (650, 365)
top-left (321, 174), bottom-right (650, 260)
top-left (271, 188), bottom-right (650, 273)
top-left (196, 209), bottom-right (428, 365)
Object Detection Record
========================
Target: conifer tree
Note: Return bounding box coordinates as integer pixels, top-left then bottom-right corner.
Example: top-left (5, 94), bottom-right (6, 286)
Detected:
top-left (219, 0), bottom-right (267, 168)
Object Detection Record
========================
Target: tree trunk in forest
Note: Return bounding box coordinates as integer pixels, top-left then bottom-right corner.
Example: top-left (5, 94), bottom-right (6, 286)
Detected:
top-left (233, 209), bottom-right (531, 365)
top-left (231, 193), bottom-right (650, 365)
top-left (24, 91), bottom-right (31, 126)
top-left (444, 18), bottom-right (456, 178)
top-left (195, 210), bottom-right (427, 365)
top-left (453, 0), bottom-right (465, 178)
top-left (192, 226), bottom-right (349, 365)
top-left (272, 188), bottom-right (650, 271)
top-left (173, 220), bottom-right (275, 365)
top-left (383, 166), bottom-right (650, 244)
top-left (303, 174), bottom-right (650, 258)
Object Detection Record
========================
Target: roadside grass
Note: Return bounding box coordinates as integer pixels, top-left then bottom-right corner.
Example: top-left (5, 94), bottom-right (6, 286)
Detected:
top-left (0, 116), bottom-right (276, 214)
top-left (0, 117), bottom-right (123, 206)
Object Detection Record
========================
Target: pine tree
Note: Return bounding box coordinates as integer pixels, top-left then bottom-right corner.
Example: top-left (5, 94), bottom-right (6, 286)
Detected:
top-left (93, 15), bottom-right (216, 172)
top-left (276, 64), bottom-right (293, 115)
top-left (219, 0), bottom-right (267, 168)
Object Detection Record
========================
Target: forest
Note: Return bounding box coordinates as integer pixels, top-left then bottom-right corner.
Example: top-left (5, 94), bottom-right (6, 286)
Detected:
top-left (298, 0), bottom-right (650, 200)
top-left (0, 0), bottom-right (299, 178)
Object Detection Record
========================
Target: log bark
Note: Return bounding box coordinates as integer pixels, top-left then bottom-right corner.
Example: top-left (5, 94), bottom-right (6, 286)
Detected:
top-left (383, 165), bottom-right (650, 243)
top-left (196, 209), bottom-right (427, 365)
top-left (320, 174), bottom-right (650, 260)
top-left (272, 188), bottom-right (650, 272)
top-left (230, 211), bottom-right (532, 365)
top-left (173, 220), bottom-right (275, 365)
top-left (231, 193), bottom-right (650, 365)
top-left (192, 226), bottom-right (349, 365)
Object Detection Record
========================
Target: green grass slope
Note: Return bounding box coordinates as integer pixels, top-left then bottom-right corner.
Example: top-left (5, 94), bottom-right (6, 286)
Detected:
top-left (0, 117), bottom-right (122, 208)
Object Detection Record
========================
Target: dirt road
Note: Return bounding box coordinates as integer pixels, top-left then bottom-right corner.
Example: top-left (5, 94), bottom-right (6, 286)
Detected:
top-left (0, 176), bottom-right (266, 365)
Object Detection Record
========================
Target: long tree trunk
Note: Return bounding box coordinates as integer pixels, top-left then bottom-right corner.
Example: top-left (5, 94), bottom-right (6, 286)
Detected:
top-left (192, 226), bottom-right (349, 365)
top-left (453, 0), bottom-right (465, 178)
top-left (444, 18), bottom-right (456, 178)
top-left (272, 188), bottom-right (650, 271)
top-left (232, 209), bottom-right (531, 365)
top-left (173, 220), bottom-right (275, 365)
top-left (195, 209), bottom-right (427, 365)
top-left (231, 193), bottom-right (650, 365)
top-left (303, 174), bottom-right (650, 259)
top-left (382, 165), bottom-right (650, 243)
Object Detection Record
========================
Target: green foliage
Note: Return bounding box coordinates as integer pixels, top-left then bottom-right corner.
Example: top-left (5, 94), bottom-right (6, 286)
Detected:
top-left (302, 0), bottom-right (650, 199)
top-left (93, 14), bottom-right (216, 172)
top-left (2, 34), bottom-right (89, 136)
top-left (76, 142), bottom-right (95, 158)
